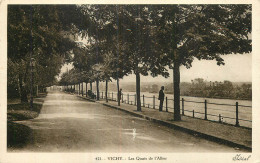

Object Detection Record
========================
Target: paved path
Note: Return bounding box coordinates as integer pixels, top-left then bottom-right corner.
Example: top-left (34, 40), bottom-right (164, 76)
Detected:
top-left (94, 98), bottom-right (251, 151)
top-left (11, 91), bottom-right (246, 152)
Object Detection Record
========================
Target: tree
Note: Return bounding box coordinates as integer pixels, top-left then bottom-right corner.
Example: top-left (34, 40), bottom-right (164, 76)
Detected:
top-left (8, 5), bottom-right (79, 102)
top-left (72, 5), bottom-right (251, 117)
top-left (77, 5), bottom-right (132, 105)
top-left (83, 5), bottom-right (170, 110)
top-left (149, 5), bottom-right (251, 120)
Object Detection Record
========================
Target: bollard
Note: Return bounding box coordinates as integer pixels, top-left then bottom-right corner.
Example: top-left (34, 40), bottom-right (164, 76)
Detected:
top-left (193, 110), bottom-right (195, 118)
top-left (236, 102), bottom-right (239, 126)
top-left (166, 97), bottom-right (168, 112)
top-left (143, 95), bottom-right (145, 107)
top-left (153, 95), bottom-right (155, 109)
top-left (204, 100), bottom-right (207, 120)
top-left (128, 94), bottom-right (129, 104)
top-left (219, 114), bottom-right (222, 123)
top-left (182, 98), bottom-right (184, 115)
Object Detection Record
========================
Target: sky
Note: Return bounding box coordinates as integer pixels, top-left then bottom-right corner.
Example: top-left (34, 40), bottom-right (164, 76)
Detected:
top-left (60, 33), bottom-right (252, 83)
top-left (60, 52), bottom-right (252, 83)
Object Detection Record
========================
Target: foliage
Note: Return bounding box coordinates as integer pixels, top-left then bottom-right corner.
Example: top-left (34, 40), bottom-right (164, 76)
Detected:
top-left (186, 79), bottom-right (252, 100)
top-left (68, 5), bottom-right (251, 113)
top-left (147, 5), bottom-right (251, 120)
top-left (150, 5), bottom-right (251, 67)
top-left (8, 5), bottom-right (79, 101)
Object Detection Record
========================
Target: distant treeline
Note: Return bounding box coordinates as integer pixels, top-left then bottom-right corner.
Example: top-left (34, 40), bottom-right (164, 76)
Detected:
top-left (98, 78), bottom-right (252, 100)
top-left (164, 78), bottom-right (252, 100)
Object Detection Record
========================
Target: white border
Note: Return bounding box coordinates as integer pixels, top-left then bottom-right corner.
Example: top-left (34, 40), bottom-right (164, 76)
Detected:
top-left (0, 1), bottom-right (259, 163)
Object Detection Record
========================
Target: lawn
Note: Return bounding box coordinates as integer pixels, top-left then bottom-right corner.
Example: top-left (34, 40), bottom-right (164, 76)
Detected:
top-left (7, 103), bottom-right (42, 121)
top-left (7, 94), bottom-right (46, 149)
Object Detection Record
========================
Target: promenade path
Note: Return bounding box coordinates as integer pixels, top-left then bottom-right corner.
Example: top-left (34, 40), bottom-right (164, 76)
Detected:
top-left (9, 91), bottom-right (247, 152)
top-left (78, 94), bottom-right (252, 151)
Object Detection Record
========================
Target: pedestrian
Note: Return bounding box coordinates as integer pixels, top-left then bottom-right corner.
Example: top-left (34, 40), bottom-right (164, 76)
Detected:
top-left (158, 86), bottom-right (165, 111)
top-left (118, 89), bottom-right (122, 102)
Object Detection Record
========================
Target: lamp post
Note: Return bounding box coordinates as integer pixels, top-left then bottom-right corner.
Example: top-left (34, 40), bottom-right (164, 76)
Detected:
top-left (30, 58), bottom-right (36, 110)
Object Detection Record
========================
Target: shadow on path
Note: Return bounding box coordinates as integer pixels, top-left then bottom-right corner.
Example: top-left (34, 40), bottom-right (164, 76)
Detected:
top-left (7, 121), bottom-right (33, 149)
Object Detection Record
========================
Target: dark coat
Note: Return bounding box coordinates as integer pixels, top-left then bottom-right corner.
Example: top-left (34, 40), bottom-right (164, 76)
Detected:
top-left (118, 90), bottom-right (122, 100)
top-left (158, 90), bottom-right (164, 101)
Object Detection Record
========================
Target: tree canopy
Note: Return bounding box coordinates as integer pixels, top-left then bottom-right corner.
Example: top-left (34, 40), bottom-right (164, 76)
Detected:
top-left (8, 5), bottom-right (81, 102)
top-left (10, 5), bottom-right (252, 121)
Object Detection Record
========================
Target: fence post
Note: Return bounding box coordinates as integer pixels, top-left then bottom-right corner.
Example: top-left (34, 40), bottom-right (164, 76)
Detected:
top-left (153, 95), bottom-right (155, 109)
top-left (182, 98), bottom-right (184, 115)
top-left (143, 95), bottom-right (145, 107)
top-left (193, 110), bottom-right (195, 118)
top-left (204, 100), bottom-right (207, 120)
top-left (236, 102), bottom-right (239, 126)
top-left (166, 97), bottom-right (168, 112)
top-left (112, 92), bottom-right (113, 101)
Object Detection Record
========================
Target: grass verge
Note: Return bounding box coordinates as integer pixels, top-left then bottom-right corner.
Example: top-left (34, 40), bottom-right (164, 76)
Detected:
top-left (7, 103), bottom-right (42, 121)
top-left (7, 121), bottom-right (32, 148)
top-left (7, 95), bottom-right (45, 149)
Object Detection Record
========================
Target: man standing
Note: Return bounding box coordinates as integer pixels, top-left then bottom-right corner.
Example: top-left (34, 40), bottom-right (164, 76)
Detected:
top-left (158, 86), bottom-right (165, 111)
top-left (118, 89), bottom-right (122, 102)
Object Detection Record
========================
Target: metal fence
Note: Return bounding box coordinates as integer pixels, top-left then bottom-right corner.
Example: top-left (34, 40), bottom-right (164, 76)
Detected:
top-left (63, 84), bottom-right (252, 128)
top-left (92, 91), bottom-right (252, 128)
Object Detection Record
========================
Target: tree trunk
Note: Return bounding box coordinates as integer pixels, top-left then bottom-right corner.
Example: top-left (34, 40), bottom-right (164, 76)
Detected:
top-left (36, 85), bottom-right (38, 96)
top-left (85, 82), bottom-right (88, 97)
top-left (96, 79), bottom-right (99, 100)
top-left (117, 78), bottom-right (120, 106)
top-left (105, 79), bottom-right (108, 102)
top-left (173, 50), bottom-right (181, 121)
top-left (136, 72), bottom-right (141, 111)
top-left (19, 62), bottom-right (30, 103)
top-left (82, 82), bottom-right (84, 96)
top-left (78, 83), bottom-right (80, 95)
top-left (19, 73), bottom-right (28, 103)
top-left (17, 78), bottom-right (21, 96)
top-left (30, 69), bottom-right (34, 109)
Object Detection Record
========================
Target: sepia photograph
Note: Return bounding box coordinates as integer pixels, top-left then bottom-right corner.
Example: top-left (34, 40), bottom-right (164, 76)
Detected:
top-left (1, 1), bottom-right (260, 163)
